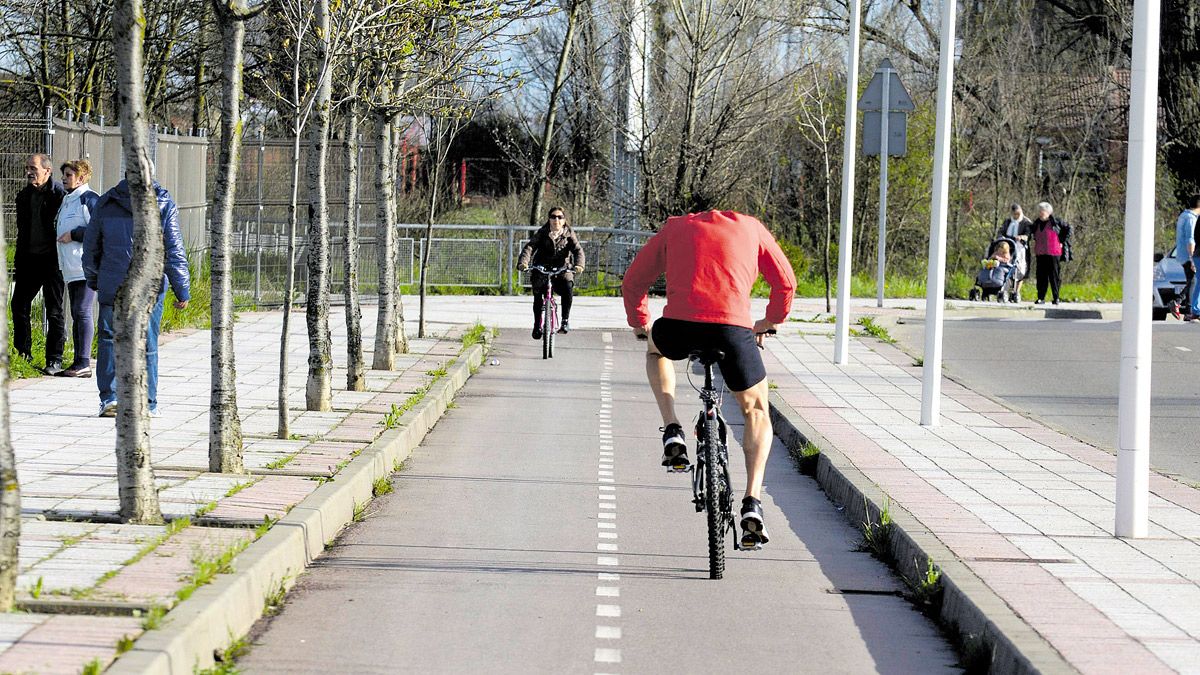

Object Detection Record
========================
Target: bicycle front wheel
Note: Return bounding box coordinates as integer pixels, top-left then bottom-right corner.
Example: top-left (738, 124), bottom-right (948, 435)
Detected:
top-left (542, 298), bottom-right (555, 359)
top-left (702, 416), bottom-right (725, 579)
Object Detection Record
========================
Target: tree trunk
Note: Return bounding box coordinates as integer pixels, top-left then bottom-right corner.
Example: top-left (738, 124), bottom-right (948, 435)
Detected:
top-left (391, 122), bottom-right (408, 356)
top-left (418, 120), bottom-right (444, 339)
top-left (1162, 3), bottom-right (1200, 201)
top-left (207, 0), bottom-right (247, 474)
top-left (113, 0), bottom-right (163, 524)
top-left (191, 1), bottom-right (208, 131)
top-left (529, 0), bottom-right (581, 227)
top-left (304, 0), bottom-right (332, 412)
top-left (343, 103), bottom-right (365, 391)
top-left (0, 195), bottom-right (20, 610)
top-left (278, 36), bottom-right (304, 439)
top-left (671, 35), bottom-right (703, 213)
top-left (372, 109), bottom-right (397, 370)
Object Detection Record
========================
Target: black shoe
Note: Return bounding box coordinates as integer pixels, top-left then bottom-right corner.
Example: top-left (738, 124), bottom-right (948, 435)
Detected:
top-left (1052, 299), bottom-right (1060, 305)
top-left (1034, 299), bottom-right (1044, 305)
top-left (532, 326), bottom-right (543, 340)
top-left (557, 321), bottom-right (570, 334)
top-left (56, 364), bottom-right (92, 378)
top-left (661, 423), bottom-right (689, 472)
top-left (42, 360), bottom-right (63, 376)
top-left (740, 496), bottom-right (770, 549)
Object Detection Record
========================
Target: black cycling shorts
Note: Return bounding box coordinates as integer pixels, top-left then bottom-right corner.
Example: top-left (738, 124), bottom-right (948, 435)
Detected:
top-left (651, 318), bottom-right (766, 392)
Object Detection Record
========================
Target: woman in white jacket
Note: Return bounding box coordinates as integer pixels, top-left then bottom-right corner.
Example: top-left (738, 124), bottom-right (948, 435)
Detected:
top-left (54, 160), bottom-right (99, 378)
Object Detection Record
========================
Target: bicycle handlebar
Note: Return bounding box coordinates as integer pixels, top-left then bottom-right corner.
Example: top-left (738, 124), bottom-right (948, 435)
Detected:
top-left (528, 265), bottom-right (569, 276)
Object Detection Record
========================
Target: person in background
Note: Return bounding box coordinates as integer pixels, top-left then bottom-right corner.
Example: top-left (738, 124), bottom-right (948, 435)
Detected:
top-left (996, 203), bottom-right (1031, 302)
top-left (13, 153), bottom-right (67, 373)
top-left (517, 206), bottom-right (585, 338)
top-left (83, 178), bottom-right (190, 418)
top-left (1031, 201), bottom-right (1071, 305)
top-left (1172, 195), bottom-right (1200, 321)
top-left (54, 160), bottom-right (100, 378)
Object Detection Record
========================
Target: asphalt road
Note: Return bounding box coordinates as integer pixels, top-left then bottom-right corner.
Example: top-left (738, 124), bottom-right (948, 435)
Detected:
top-left (891, 317), bottom-right (1200, 485)
top-left (239, 331), bottom-right (958, 674)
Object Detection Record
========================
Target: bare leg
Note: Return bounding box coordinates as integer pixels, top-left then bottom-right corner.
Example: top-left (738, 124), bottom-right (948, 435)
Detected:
top-left (731, 379), bottom-right (772, 499)
top-left (644, 333), bottom-right (680, 427)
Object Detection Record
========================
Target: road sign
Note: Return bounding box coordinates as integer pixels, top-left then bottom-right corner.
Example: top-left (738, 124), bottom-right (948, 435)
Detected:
top-left (858, 58), bottom-right (915, 112)
top-left (863, 112), bottom-right (908, 156)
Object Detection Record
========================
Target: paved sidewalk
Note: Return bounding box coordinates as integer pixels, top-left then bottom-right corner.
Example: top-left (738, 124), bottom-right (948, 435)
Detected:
top-left (0, 306), bottom-right (463, 674)
top-left (766, 323), bottom-right (1200, 674)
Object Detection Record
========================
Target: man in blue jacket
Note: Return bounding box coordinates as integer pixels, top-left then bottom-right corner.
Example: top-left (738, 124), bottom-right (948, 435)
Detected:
top-left (83, 179), bottom-right (190, 418)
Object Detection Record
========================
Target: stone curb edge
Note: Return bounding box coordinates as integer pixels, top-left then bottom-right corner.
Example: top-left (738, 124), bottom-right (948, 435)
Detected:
top-left (768, 390), bottom-right (1076, 675)
top-left (108, 340), bottom-right (491, 675)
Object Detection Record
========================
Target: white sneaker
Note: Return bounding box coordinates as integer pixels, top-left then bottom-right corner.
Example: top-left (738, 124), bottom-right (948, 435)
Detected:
top-left (99, 401), bottom-right (117, 418)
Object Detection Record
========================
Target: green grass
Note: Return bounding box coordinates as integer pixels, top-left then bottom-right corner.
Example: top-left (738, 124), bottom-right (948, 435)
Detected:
top-left (175, 538), bottom-right (252, 604)
top-left (372, 476), bottom-right (394, 497)
top-left (859, 496), bottom-right (895, 563)
top-left (224, 479), bottom-right (258, 498)
top-left (788, 441), bottom-right (821, 476)
top-left (460, 322), bottom-right (489, 351)
top-left (426, 363), bottom-right (449, 379)
top-left (262, 575), bottom-right (291, 617)
top-left (856, 317), bottom-right (895, 344)
top-left (140, 604), bottom-right (167, 631)
top-left (196, 635), bottom-right (250, 675)
top-left (81, 658), bottom-right (103, 675)
top-left (30, 576), bottom-right (42, 599)
top-left (380, 386), bottom-right (430, 429)
top-left (116, 633), bottom-right (136, 654)
top-left (352, 500), bottom-right (367, 523)
top-left (264, 453), bottom-right (299, 471)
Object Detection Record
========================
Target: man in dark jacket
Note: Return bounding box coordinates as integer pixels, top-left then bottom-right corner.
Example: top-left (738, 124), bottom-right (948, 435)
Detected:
top-left (83, 179), bottom-right (190, 418)
top-left (13, 153), bottom-right (67, 372)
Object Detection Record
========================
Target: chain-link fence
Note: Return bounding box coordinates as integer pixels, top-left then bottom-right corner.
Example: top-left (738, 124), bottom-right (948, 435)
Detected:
top-left (220, 222), bottom-right (651, 308)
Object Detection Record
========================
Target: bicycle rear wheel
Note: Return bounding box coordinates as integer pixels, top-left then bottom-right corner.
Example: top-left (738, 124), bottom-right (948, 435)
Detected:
top-left (701, 416), bottom-right (725, 579)
top-left (542, 297), bottom-right (555, 359)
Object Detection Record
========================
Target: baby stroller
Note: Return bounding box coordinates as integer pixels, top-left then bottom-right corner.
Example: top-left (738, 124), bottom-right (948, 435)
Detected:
top-left (968, 236), bottom-right (1021, 302)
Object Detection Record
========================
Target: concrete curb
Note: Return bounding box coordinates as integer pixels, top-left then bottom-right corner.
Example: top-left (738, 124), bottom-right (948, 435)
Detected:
top-left (108, 341), bottom-right (490, 675)
top-left (768, 391), bottom-right (1076, 675)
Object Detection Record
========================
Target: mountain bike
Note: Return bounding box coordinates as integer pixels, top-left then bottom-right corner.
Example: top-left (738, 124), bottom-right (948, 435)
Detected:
top-left (687, 348), bottom-right (738, 579)
top-left (529, 265), bottom-right (568, 359)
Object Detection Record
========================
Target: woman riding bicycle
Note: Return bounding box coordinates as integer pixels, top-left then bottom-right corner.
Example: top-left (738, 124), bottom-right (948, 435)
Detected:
top-left (518, 206), bottom-right (585, 339)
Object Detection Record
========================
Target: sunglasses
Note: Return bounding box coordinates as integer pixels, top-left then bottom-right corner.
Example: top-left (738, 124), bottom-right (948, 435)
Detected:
top-left (549, 215), bottom-right (565, 220)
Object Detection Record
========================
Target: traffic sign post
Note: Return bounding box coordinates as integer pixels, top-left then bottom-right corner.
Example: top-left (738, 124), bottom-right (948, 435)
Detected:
top-left (859, 59), bottom-right (913, 308)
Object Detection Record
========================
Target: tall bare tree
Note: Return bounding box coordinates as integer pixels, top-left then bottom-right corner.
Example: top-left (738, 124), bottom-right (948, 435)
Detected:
top-left (208, 0), bottom-right (269, 474)
top-left (528, 0), bottom-right (581, 227)
top-left (305, 0), bottom-right (333, 411)
top-left (112, 0), bottom-right (164, 524)
top-left (0, 194), bottom-right (19, 610)
top-left (341, 84), bottom-right (366, 391)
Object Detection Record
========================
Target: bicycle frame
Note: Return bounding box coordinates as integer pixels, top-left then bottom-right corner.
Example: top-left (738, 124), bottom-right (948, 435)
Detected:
top-left (691, 358), bottom-right (738, 570)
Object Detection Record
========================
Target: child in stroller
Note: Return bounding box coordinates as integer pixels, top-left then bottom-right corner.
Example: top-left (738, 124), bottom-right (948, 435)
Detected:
top-left (969, 238), bottom-right (1021, 302)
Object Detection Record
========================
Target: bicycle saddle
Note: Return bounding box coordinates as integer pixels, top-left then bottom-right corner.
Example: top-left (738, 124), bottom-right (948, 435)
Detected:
top-left (689, 349), bottom-right (725, 365)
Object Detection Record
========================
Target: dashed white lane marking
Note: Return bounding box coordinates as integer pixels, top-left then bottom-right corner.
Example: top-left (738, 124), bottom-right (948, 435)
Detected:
top-left (593, 342), bottom-right (621, 670)
top-left (1177, 346), bottom-right (1192, 352)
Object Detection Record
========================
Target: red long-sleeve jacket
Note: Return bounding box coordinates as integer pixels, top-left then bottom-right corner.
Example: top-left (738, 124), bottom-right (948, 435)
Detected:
top-left (622, 211), bottom-right (797, 329)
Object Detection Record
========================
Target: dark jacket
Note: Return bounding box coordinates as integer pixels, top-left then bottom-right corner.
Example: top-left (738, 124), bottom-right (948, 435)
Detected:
top-left (518, 225), bottom-right (586, 282)
top-left (83, 180), bottom-right (191, 306)
top-left (996, 216), bottom-right (1033, 242)
top-left (14, 178), bottom-right (66, 262)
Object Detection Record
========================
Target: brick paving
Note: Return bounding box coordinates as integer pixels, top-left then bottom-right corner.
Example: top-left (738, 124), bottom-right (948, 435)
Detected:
top-left (0, 306), bottom-right (465, 673)
top-left (767, 325), bottom-right (1200, 674)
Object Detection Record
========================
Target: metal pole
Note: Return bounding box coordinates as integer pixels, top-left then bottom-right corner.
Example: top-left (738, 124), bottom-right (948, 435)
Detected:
top-left (1116, 0), bottom-right (1161, 539)
top-left (255, 128), bottom-right (265, 307)
top-left (44, 106), bottom-right (54, 156)
top-left (507, 227), bottom-right (515, 295)
top-left (920, 0), bottom-right (958, 427)
top-left (833, 0), bottom-right (862, 366)
top-left (877, 69), bottom-right (891, 309)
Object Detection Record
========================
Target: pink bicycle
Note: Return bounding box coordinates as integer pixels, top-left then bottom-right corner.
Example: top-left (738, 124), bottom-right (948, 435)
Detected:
top-left (530, 265), bottom-right (568, 359)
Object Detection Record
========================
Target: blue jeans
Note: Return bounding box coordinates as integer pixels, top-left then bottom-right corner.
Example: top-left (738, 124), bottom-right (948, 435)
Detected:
top-left (67, 281), bottom-right (95, 368)
top-left (1192, 256), bottom-right (1200, 317)
top-left (97, 290), bottom-right (166, 410)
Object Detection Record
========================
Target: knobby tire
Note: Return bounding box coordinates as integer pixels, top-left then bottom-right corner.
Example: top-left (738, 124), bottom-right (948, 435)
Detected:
top-left (702, 416), bottom-right (725, 579)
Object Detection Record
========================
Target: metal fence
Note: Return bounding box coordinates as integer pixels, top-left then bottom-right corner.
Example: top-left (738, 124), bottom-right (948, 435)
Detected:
top-left (0, 108), bottom-right (209, 249)
top-left (218, 223), bottom-right (652, 308)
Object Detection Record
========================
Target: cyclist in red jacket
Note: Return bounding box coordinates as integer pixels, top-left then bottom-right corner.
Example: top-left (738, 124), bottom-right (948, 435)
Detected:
top-left (622, 210), bottom-right (796, 549)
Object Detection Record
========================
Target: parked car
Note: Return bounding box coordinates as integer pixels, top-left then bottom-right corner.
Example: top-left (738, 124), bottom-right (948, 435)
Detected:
top-left (1153, 246), bottom-right (1188, 320)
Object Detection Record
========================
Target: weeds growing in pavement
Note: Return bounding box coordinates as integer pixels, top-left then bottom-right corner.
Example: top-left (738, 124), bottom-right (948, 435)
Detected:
top-left (913, 357), bottom-right (924, 367)
top-left (352, 501), bottom-right (367, 523)
top-left (856, 317), bottom-right (896, 343)
top-left (263, 574), bottom-right (292, 617)
top-left (197, 635), bottom-right (250, 675)
top-left (791, 314), bottom-right (836, 324)
top-left (225, 479), bottom-right (258, 498)
top-left (381, 387), bottom-right (430, 429)
top-left (264, 453), bottom-right (299, 470)
top-left (372, 476), bottom-right (394, 498)
top-left (460, 323), bottom-right (489, 351)
top-left (858, 496), bottom-right (895, 562)
top-left (116, 633), bottom-right (136, 654)
top-left (175, 538), bottom-right (251, 604)
top-left (29, 576), bottom-right (42, 599)
top-left (140, 605), bottom-right (167, 631)
top-left (81, 658), bottom-right (103, 675)
top-left (788, 442), bottom-right (821, 476)
top-left (906, 557), bottom-right (943, 615)
top-left (254, 515), bottom-right (277, 540)
top-left (426, 363), bottom-right (449, 380)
